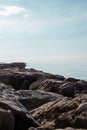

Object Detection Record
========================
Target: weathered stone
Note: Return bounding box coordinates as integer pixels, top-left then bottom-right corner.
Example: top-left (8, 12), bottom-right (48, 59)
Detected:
top-left (28, 127), bottom-right (87, 130)
top-left (0, 82), bottom-right (39, 130)
top-left (30, 99), bottom-right (78, 129)
top-left (0, 62), bottom-right (87, 130)
top-left (72, 115), bottom-right (87, 129)
top-left (14, 90), bottom-right (65, 110)
top-left (59, 82), bottom-right (76, 97)
top-left (0, 108), bottom-right (14, 130)
top-left (64, 78), bottom-right (79, 83)
top-left (31, 94), bottom-right (87, 129)
top-left (76, 102), bottom-right (87, 113)
top-left (28, 126), bottom-right (53, 130)
top-left (0, 62), bottom-right (26, 69)
top-left (55, 128), bottom-right (86, 130)
top-left (59, 80), bottom-right (87, 97)
top-left (30, 79), bottom-right (63, 93)
top-left (0, 63), bottom-right (64, 90)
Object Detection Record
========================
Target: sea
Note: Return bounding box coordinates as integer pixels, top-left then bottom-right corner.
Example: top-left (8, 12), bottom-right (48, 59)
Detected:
top-left (27, 63), bottom-right (87, 81)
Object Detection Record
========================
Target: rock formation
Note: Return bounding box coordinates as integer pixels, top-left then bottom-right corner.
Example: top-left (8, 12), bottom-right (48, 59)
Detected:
top-left (0, 62), bottom-right (87, 130)
top-left (0, 108), bottom-right (14, 130)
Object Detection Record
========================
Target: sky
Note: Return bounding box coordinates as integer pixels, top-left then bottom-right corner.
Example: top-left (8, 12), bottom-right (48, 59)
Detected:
top-left (0, 0), bottom-right (87, 77)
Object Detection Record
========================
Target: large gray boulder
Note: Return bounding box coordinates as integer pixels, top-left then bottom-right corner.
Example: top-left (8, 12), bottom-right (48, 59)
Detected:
top-left (14, 90), bottom-right (65, 110)
top-left (0, 82), bottom-right (39, 130)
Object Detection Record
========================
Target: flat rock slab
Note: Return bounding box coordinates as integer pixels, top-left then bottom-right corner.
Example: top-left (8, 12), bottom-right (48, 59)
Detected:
top-left (0, 82), bottom-right (39, 130)
top-left (14, 90), bottom-right (66, 110)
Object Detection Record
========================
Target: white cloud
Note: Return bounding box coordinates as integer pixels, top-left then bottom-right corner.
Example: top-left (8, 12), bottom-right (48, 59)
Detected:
top-left (0, 5), bottom-right (26, 16)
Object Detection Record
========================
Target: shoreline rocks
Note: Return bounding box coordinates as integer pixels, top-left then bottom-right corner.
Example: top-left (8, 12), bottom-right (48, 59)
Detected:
top-left (0, 62), bottom-right (87, 130)
top-left (14, 90), bottom-right (66, 110)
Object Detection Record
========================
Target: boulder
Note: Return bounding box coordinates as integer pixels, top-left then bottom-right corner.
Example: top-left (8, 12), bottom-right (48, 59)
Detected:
top-left (0, 62), bottom-right (26, 69)
top-left (75, 80), bottom-right (87, 92)
top-left (76, 102), bottom-right (87, 113)
top-left (31, 94), bottom-right (87, 129)
top-left (30, 79), bottom-right (63, 93)
top-left (30, 99), bottom-right (78, 129)
top-left (28, 127), bottom-right (86, 130)
top-left (72, 115), bottom-right (87, 129)
top-left (64, 78), bottom-right (79, 83)
top-left (14, 90), bottom-right (65, 110)
top-left (29, 79), bottom-right (46, 90)
top-left (0, 82), bottom-right (39, 130)
top-left (73, 93), bottom-right (87, 103)
top-left (59, 82), bottom-right (76, 97)
top-left (55, 128), bottom-right (86, 130)
top-left (0, 71), bottom-right (40, 90)
top-left (28, 126), bottom-right (53, 130)
top-left (0, 63), bottom-right (65, 90)
top-left (0, 108), bottom-right (14, 130)
top-left (59, 80), bottom-right (87, 97)
top-left (0, 62), bottom-right (87, 130)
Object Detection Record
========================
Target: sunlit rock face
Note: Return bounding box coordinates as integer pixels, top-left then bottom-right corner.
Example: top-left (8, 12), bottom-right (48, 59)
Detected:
top-left (0, 62), bottom-right (87, 130)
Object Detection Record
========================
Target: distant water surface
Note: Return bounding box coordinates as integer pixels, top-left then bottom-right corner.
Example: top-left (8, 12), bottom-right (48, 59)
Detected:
top-left (27, 63), bottom-right (87, 81)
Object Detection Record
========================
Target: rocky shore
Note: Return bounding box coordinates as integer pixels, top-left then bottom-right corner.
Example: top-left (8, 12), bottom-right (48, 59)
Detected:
top-left (0, 62), bottom-right (87, 130)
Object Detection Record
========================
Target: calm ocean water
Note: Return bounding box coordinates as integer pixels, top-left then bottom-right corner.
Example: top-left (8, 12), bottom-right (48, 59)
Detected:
top-left (27, 63), bottom-right (87, 81)
top-left (54, 69), bottom-right (87, 81)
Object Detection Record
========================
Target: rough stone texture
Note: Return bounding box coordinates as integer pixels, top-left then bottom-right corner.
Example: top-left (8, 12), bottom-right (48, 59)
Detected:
top-left (35, 79), bottom-right (63, 93)
top-left (55, 128), bottom-right (86, 130)
top-left (59, 82), bottom-right (76, 97)
top-left (0, 108), bottom-right (14, 130)
top-left (31, 94), bottom-right (87, 129)
top-left (0, 62), bottom-right (87, 130)
top-left (30, 79), bottom-right (87, 97)
top-left (59, 80), bottom-right (87, 97)
top-left (28, 126), bottom-right (53, 130)
top-left (76, 102), bottom-right (87, 113)
top-left (0, 82), bottom-right (39, 130)
top-left (64, 78), bottom-right (79, 83)
top-left (0, 63), bottom-right (65, 90)
top-left (14, 90), bottom-right (65, 110)
top-left (0, 62), bottom-right (26, 69)
top-left (30, 99), bottom-right (76, 129)
top-left (28, 128), bottom-right (86, 130)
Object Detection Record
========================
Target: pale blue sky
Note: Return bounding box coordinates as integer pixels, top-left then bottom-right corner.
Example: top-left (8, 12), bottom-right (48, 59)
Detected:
top-left (0, 0), bottom-right (87, 76)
